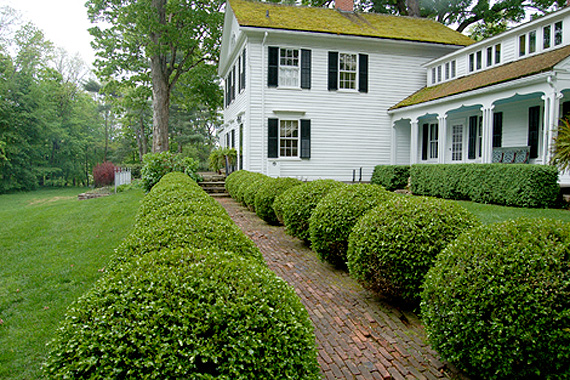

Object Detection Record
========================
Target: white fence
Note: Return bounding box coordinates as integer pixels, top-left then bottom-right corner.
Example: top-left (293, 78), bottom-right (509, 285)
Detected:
top-left (114, 167), bottom-right (131, 192)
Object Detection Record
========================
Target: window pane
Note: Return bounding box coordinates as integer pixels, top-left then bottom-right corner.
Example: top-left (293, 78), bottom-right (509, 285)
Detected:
top-left (279, 120), bottom-right (299, 157)
top-left (469, 53), bottom-right (474, 72)
top-left (544, 25), bottom-right (551, 49)
top-left (339, 53), bottom-right (357, 89)
top-left (445, 62), bottom-right (450, 80)
top-left (432, 68), bottom-right (436, 84)
top-left (451, 60), bottom-right (456, 77)
top-left (555, 21), bottom-right (563, 45)
top-left (487, 47), bottom-right (493, 66)
top-left (279, 48), bottom-right (300, 87)
top-left (495, 44), bottom-right (501, 64)
top-left (520, 34), bottom-right (526, 56)
top-left (476, 51), bottom-right (482, 70)
top-left (529, 30), bottom-right (536, 53)
top-left (437, 66), bottom-right (442, 82)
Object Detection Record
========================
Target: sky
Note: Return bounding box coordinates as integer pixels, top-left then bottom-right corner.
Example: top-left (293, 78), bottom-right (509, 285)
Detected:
top-left (0, 0), bottom-right (96, 66)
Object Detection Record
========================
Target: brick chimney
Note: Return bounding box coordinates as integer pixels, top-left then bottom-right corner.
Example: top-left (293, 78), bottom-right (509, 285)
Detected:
top-left (335, 0), bottom-right (354, 12)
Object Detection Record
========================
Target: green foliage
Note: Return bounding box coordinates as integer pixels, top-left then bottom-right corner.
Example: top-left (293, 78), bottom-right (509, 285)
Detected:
top-left (243, 175), bottom-right (272, 211)
top-left (225, 170), bottom-right (249, 199)
top-left (309, 184), bottom-right (393, 267)
top-left (422, 218), bottom-right (570, 379)
top-left (141, 152), bottom-right (199, 192)
top-left (45, 172), bottom-right (319, 379)
top-left (208, 147), bottom-right (237, 173)
top-left (410, 164), bottom-right (560, 208)
top-left (551, 117), bottom-right (570, 172)
top-left (255, 177), bottom-right (302, 225)
top-left (44, 248), bottom-right (320, 380)
top-left (347, 196), bottom-right (479, 303)
top-left (226, 170), bottom-right (267, 205)
top-left (273, 179), bottom-right (344, 242)
top-left (370, 165), bottom-right (410, 191)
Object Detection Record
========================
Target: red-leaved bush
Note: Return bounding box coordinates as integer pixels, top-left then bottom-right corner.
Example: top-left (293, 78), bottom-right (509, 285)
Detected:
top-left (93, 162), bottom-right (115, 187)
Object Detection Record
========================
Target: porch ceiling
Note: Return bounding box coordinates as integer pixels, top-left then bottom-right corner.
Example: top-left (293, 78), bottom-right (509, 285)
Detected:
top-left (391, 44), bottom-right (570, 111)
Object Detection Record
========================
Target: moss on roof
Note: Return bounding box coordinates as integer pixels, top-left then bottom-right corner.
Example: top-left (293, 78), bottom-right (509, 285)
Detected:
top-left (391, 44), bottom-right (570, 110)
top-left (229, 0), bottom-right (474, 46)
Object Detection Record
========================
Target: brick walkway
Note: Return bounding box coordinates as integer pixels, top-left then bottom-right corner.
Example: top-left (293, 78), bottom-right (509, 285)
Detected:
top-left (216, 197), bottom-right (465, 380)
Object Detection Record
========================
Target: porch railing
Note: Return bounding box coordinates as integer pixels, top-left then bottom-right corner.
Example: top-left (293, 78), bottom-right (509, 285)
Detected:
top-left (492, 146), bottom-right (530, 164)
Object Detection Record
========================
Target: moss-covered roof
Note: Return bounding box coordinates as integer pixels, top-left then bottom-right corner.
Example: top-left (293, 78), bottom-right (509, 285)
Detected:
top-left (391, 44), bottom-right (570, 110)
top-left (229, 0), bottom-right (474, 46)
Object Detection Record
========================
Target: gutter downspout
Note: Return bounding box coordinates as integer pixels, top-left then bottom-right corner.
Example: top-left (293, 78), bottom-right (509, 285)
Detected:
top-left (261, 31), bottom-right (268, 175)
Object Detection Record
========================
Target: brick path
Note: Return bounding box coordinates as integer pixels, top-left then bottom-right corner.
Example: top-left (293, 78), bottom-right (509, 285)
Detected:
top-left (216, 197), bottom-right (465, 380)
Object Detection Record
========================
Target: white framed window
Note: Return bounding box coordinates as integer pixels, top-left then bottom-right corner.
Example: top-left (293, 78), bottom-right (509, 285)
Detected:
top-left (486, 47), bottom-right (493, 67)
top-left (495, 44), bottom-right (501, 64)
top-left (339, 53), bottom-right (357, 90)
top-left (279, 48), bottom-right (299, 87)
top-left (529, 30), bottom-right (537, 53)
top-left (429, 123), bottom-right (438, 159)
top-left (432, 67), bottom-right (436, 84)
top-left (469, 53), bottom-right (474, 72)
top-left (520, 34), bottom-right (526, 56)
top-left (544, 25), bottom-right (551, 49)
top-left (476, 51), bottom-right (482, 70)
top-left (279, 120), bottom-right (299, 157)
top-left (445, 62), bottom-right (450, 80)
top-left (555, 21), bottom-right (563, 46)
top-left (451, 60), bottom-right (456, 78)
top-left (437, 65), bottom-right (442, 82)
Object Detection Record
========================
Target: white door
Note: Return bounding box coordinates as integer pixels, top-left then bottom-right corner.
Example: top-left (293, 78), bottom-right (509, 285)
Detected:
top-left (451, 124), bottom-right (463, 161)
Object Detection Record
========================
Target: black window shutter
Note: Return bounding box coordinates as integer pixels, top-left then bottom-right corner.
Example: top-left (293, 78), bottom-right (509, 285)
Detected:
top-left (301, 49), bottom-right (311, 89)
top-left (300, 119), bottom-right (311, 158)
top-left (528, 106), bottom-right (540, 159)
top-left (237, 57), bottom-right (242, 92)
top-left (468, 116), bottom-right (477, 159)
top-left (421, 123), bottom-right (428, 161)
top-left (231, 129), bottom-right (235, 149)
top-left (358, 53), bottom-right (368, 93)
top-left (328, 51), bottom-right (338, 91)
top-left (232, 66), bottom-right (236, 101)
top-left (493, 112), bottom-right (503, 148)
top-left (241, 49), bottom-right (246, 91)
top-left (268, 118), bottom-right (278, 158)
top-left (268, 47), bottom-right (278, 88)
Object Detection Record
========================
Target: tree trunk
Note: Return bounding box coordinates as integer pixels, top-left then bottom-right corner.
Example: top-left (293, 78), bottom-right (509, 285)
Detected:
top-left (150, 0), bottom-right (171, 153)
top-left (406, 0), bottom-right (420, 17)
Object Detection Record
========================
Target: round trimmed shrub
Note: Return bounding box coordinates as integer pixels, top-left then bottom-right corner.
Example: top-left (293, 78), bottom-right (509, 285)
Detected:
top-left (309, 184), bottom-right (393, 267)
top-left (273, 179), bottom-right (344, 242)
top-left (347, 196), bottom-right (479, 303)
top-left (225, 170), bottom-right (249, 198)
top-left (233, 172), bottom-right (266, 205)
top-left (112, 214), bottom-right (264, 269)
top-left (45, 248), bottom-right (321, 379)
top-left (421, 218), bottom-right (570, 379)
top-left (255, 177), bottom-right (302, 225)
top-left (242, 174), bottom-right (272, 211)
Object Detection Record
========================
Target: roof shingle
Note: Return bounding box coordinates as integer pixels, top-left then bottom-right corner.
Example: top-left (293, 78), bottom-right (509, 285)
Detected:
top-left (392, 44), bottom-right (570, 110)
top-left (229, 0), bottom-right (474, 47)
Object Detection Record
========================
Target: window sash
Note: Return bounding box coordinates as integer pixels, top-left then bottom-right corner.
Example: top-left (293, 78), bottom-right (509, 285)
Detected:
top-left (279, 48), bottom-right (300, 87)
top-left (451, 125), bottom-right (463, 161)
top-left (339, 53), bottom-right (357, 89)
top-left (544, 25), bottom-right (551, 49)
top-left (279, 120), bottom-right (299, 157)
top-left (429, 123), bottom-right (438, 159)
top-left (520, 34), bottom-right (526, 56)
top-left (555, 21), bottom-right (563, 46)
top-left (529, 30), bottom-right (536, 53)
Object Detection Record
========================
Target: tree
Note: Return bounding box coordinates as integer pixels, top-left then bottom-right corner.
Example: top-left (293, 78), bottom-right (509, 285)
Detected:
top-left (86, 0), bottom-right (224, 153)
top-left (551, 118), bottom-right (570, 172)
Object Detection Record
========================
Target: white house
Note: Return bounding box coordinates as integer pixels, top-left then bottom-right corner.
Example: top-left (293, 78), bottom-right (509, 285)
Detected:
top-left (218, 0), bottom-right (473, 181)
top-left (390, 6), bottom-right (570, 185)
top-left (218, 0), bottom-right (570, 184)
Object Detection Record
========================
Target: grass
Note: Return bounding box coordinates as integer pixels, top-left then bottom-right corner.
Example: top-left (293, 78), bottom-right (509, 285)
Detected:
top-left (456, 200), bottom-right (570, 225)
top-left (0, 187), bottom-right (143, 380)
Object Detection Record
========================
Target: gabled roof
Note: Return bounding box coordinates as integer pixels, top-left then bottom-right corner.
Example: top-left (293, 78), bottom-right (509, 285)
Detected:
top-left (229, 0), bottom-right (474, 47)
top-left (391, 44), bottom-right (570, 110)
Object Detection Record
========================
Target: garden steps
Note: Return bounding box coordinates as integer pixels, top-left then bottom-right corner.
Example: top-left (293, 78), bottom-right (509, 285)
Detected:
top-left (198, 172), bottom-right (229, 197)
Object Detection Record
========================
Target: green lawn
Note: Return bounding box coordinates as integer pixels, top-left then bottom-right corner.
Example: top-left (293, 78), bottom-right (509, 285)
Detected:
top-left (456, 200), bottom-right (570, 225)
top-left (0, 187), bottom-right (143, 380)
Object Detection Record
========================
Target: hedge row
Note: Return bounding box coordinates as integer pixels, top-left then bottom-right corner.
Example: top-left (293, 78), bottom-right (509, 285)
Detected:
top-left (370, 165), bottom-right (410, 191)
top-left (410, 164), bottom-right (559, 207)
top-left (44, 172), bottom-right (320, 379)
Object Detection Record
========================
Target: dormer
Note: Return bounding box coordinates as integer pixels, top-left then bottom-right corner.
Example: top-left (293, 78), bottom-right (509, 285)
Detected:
top-left (425, 6), bottom-right (570, 87)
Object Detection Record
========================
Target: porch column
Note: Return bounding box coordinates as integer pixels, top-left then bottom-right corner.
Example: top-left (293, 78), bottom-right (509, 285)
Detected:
top-left (542, 92), bottom-right (562, 164)
top-left (438, 115), bottom-right (447, 163)
top-left (480, 105), bottom-right (494, 163)
top-left (410, 119), bottom-right (419, 165)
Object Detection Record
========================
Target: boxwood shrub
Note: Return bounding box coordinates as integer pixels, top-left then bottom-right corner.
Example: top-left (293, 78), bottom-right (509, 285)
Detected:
top-left (273, 179), bottom-right (344, 242)
top-left (370, 165), bottom-right (410, 191)
top-left (421, 218), bottom-right (570, 379)
top-left (233, 172), bottom-right (267, 205)
top-left (44, 248), bottom-right (321, 379)
top-left (410, 163), bottom-right (560, 207)
top-left (225, 170), bottom-right (249, 199)
top-left (255, 177), bottom-right (302, 225)
top-left (242, 174), bottom-right (272, 211)
top-left (141, 152), bottom-right (200, 192)
top-left (309, 184), bottom-right (393, 267)
top-left (347, 196), bottom-right (479, 303)
top-left (112, 214), bottom-right (264, 269)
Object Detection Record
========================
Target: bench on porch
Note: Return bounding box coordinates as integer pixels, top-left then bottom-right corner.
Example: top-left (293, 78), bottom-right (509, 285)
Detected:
top-left (492, 146), bottom-right (530, 164)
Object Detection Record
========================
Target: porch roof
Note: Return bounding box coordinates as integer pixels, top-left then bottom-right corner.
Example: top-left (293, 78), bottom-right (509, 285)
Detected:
top-left (391, 44), bottom-right (570, 110)
top-left (229, 0), bottom-right (474, 46)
